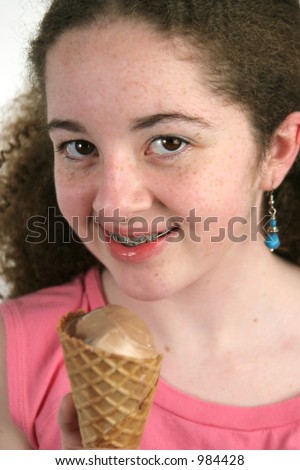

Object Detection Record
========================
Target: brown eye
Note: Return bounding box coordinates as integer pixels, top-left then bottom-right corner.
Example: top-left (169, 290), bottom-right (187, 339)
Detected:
top-left (148, 136), bottom-right (188, 156)
top-left (161, 137), bottom-right (183, 151)
top-left (63, 140), bottom-right (98, 159)
top-left (73, 141), bottom-right (96, 155)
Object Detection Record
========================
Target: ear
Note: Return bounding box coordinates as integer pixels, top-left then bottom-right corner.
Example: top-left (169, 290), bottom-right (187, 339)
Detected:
top-left (259, 112), bottom-right (300, 191)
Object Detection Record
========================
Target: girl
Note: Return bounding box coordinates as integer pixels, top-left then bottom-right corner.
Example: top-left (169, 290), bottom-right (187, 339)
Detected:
top-left (1, 0), bottom-right (300, 450)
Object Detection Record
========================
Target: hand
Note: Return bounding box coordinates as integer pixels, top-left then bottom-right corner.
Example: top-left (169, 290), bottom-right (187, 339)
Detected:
top-left (58, 393), bottom-right (83, 450)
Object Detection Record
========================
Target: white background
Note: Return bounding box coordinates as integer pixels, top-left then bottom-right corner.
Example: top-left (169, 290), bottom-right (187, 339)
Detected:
top-left (0, 0), bottom-right (48, 109)
top-left (0, 1), bottom-right (48, 296)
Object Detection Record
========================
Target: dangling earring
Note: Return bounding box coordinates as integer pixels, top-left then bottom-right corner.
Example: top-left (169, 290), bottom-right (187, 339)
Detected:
top-left (264, 190), bottom-right (281, 252)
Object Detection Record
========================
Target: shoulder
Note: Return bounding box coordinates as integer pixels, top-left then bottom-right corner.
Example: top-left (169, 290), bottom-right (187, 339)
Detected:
top-left (0, 265), bottom-right (104, 407)
top-left (0, 265), bottom-right (102, 327)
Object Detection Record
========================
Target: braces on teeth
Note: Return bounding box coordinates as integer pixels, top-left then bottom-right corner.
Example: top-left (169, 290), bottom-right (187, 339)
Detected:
top-left (110, 229), bottom-right (171, 247)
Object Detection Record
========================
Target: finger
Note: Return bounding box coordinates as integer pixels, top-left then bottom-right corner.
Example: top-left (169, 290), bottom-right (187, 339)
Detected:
top-left (58, 393), bottom-right (83, 449)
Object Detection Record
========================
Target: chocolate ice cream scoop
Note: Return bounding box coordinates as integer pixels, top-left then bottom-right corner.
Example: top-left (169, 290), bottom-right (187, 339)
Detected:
top-left (65, 305), bottom-right (158, 359)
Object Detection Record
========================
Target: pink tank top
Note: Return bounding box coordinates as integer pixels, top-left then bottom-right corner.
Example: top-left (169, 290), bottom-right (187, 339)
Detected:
top-left (1, 266), bottom-right (300, 449)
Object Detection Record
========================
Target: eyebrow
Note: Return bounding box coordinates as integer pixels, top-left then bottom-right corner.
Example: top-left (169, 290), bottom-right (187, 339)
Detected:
top-left (47, 119), bottom-right (87, 134)
top-left (47, 112), bottom-right (214, 134)
top-left (130, 113), bottom-right (214, 131)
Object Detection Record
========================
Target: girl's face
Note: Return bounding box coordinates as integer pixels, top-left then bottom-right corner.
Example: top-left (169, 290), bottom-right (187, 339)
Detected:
top-left (46, 21), bottom-right (263, 300)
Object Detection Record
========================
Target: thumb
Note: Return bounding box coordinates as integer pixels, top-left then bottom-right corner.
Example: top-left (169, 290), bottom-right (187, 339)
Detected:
top-left (58, 392), bottom-right (83, 449)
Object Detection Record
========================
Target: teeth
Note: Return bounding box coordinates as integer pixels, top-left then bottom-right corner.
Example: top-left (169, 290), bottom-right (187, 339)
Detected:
top-left (110, 230), bottom-right (171, 247)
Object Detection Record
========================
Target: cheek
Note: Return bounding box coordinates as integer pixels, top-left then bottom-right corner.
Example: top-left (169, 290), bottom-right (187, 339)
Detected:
top-left (159, 160), bottom-right (252, 220)
top-left (158, 159), bottom-right (257, 251)
top-left (54, 168), bottom-right (95, 225)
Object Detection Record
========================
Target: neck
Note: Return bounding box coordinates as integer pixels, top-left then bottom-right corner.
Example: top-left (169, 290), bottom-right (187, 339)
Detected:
top-left (103, 241), bottom-right (284, 353)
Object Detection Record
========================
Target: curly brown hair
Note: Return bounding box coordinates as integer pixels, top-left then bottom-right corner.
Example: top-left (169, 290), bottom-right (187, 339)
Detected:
top-left (1, 0), bottom-right (300, 298)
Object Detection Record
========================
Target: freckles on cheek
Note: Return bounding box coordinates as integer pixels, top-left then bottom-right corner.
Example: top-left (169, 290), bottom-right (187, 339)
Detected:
top-left (179, 164), bottom-right (249, 220)
top-left (55, 172), bottom-right (93, 222)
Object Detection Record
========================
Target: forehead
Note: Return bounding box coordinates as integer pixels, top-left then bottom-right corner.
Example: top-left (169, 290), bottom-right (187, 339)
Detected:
top-left (45, 21), bottom-right (217, 114)
top-left (45, 19), bottom-right (254, 141)
top-left (46, 20), bottom-right (194, 75)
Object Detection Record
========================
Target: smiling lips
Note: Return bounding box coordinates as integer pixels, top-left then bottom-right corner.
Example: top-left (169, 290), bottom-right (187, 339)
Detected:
top-left (103, 226), bottom-right (180, 263)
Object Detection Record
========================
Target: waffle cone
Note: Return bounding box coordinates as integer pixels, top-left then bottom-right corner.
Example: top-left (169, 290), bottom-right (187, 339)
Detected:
top-left (57, 311), bottom-right (162, 449)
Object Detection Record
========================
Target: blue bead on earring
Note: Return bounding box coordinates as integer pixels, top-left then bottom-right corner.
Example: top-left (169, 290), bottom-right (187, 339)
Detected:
top-left (264, 190), bottom-right (281, 252)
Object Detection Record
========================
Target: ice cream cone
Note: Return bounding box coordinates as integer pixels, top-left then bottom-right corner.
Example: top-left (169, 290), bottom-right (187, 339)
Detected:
top-left (57, 308), bottom-right (162, 449)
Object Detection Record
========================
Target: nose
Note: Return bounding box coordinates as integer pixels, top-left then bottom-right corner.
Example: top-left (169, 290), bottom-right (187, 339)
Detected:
top-left (92, 153), bottom-right (153, 221)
